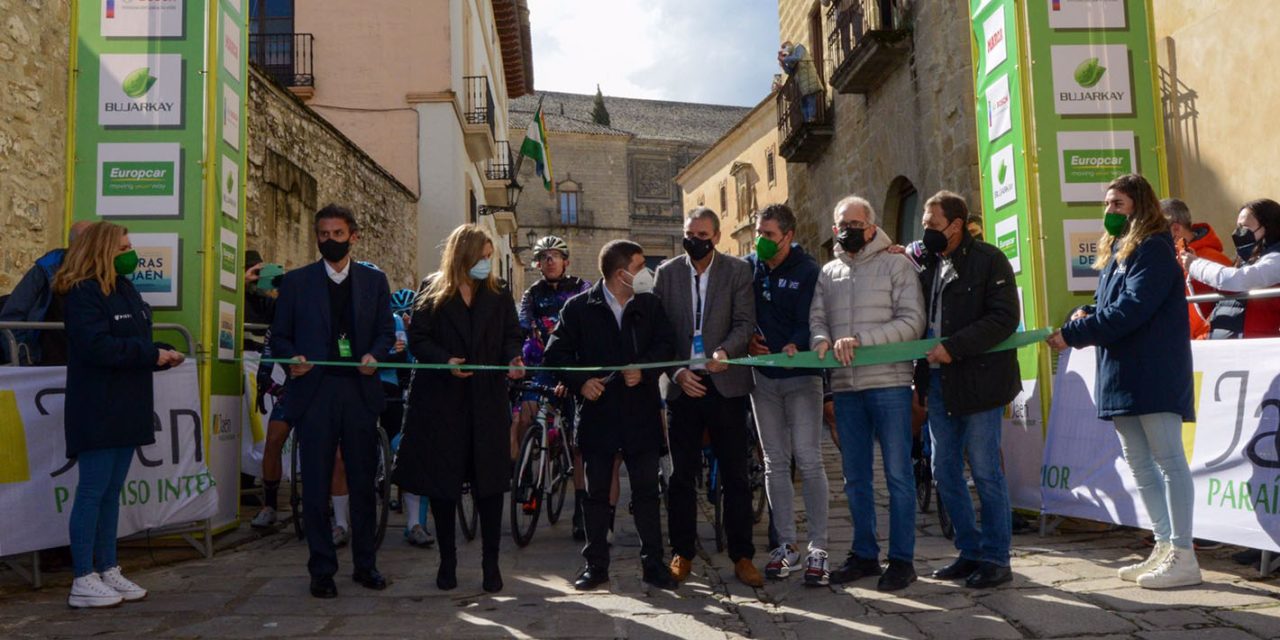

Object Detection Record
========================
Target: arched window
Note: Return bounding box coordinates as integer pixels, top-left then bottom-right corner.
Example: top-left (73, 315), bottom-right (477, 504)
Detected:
top-left (884, 176), bottom-right (920, 245)
top-left (558, 177), bottom-right (581, 225)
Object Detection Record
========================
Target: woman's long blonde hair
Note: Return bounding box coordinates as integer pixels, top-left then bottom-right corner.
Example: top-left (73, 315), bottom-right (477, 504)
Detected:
top-left (419, 224), bottom-right (499, 309)
top-left (1094, 174), bottom-right (1168, 270)
top-left (53, 221), bottom-right (128, 296)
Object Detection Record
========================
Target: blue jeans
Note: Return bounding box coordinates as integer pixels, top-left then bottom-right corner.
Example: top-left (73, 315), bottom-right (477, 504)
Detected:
top-left (927, 370), bottom-right (1011, 566)
top-left (1112, 413), bottom-right (1195, 550)
top-left (68, 447), bottom-right (134, 577)
top-left (834, 387), bottom-right (915, 563)
top-left (801, 94), bottom-right (817, 122)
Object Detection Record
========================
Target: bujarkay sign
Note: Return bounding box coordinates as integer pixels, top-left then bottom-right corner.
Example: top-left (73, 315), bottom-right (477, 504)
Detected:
top-left (65, 0), bottom-right (248, 531)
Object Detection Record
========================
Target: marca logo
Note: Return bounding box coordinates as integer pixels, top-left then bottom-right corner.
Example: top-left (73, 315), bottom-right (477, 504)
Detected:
top-left (101, 161), bottom-right (175, 197)
top-left (99, 54), bottom-right (183, 127)
top-left (987, 28), bottom-right (1003, 53)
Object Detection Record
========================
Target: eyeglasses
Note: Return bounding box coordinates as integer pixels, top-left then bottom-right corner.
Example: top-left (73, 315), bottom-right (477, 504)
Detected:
top-left (837, 222), bottom-right (868, 231)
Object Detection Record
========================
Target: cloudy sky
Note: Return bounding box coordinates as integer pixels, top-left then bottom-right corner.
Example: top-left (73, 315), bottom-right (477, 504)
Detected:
top-left (527, 0), bottom-right (781, 107)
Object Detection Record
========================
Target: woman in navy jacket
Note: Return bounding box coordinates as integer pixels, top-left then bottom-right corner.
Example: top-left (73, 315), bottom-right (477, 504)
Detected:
top-left (1047, 174), bottom-right (1200, 590)
top-left (53, 222), bottom-right (185, 608)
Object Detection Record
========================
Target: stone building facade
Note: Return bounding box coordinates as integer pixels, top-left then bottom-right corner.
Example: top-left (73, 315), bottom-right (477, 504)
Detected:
top-left (776, 0), bottom-right (979, 257)
top-left (509, 91), bottom-right (750, 284)
top-left (246, 68), bottom-right (419, 290)
top-left (676, 95), bottom-right (787, 257)
top-left (0, 0), bottom-right (70, 291)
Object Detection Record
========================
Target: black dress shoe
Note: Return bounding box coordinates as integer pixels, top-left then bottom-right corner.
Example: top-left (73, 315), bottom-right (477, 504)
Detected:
top-left (965, 562), bottom-right (1012, 589)
top-left (574, 565), bottom-right (610, 591)
top-left (436, 556), bottom-right (457, 591)
top-left (482, 558), bottom-right (503, 593)
top-left (932, 556), bottom-right (982, 580)
top-left (877, 559), bottom-right (918, 592)
top-left (352, 568), bottom-right (388, 590)
top-left (829, 553), bottom-right (882, 584)
top-left (641, 563), bottom-right (679, 591)
top-left (310, 576), bottom-right (337, 599)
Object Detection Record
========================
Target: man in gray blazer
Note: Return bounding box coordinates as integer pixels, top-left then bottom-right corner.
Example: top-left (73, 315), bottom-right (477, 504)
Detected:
top-left (654, 207), bottom-right (763, 587)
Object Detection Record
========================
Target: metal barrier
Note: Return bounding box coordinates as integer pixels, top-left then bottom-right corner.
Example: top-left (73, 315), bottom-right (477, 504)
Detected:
top-left (0, 320), bottom-right (210, 587)
top-left (1185, 286), bottom-right (1280, 304)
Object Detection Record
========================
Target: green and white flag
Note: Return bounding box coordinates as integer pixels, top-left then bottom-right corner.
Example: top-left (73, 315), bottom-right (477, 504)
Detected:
top-left (519, 105), bottom-right (553, 191)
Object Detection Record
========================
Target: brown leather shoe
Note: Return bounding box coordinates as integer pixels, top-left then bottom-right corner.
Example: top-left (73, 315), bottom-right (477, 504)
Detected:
top-left (670, 555), bottom-right (693, 582)
top-left (735, 558), bottom-right (764, 588)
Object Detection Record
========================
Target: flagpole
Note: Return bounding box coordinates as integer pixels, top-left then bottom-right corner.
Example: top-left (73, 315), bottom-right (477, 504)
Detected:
top-left (512, 93), bottom-right (545, 179)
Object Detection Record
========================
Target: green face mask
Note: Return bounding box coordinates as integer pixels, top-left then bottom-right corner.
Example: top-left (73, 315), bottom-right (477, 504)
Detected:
top-left (114, 249), bottom-right (140, 276)
top-left (755, 236), bottom-right (780, 261)
top-left (1103, 212), bottom-right (1128, 236)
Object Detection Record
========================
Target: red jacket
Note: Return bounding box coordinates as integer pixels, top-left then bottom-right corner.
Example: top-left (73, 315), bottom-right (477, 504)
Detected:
top-left (1181, 223), bottom-right (1232, 339)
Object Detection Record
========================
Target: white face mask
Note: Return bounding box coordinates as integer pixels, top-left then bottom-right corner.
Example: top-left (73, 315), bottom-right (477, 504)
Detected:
top-left (624, 267), bottom-right (656, 295)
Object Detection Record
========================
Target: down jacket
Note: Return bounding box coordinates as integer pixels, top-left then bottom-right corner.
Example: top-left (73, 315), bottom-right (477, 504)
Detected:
top-left (809, 229), bottom-right (925, 392)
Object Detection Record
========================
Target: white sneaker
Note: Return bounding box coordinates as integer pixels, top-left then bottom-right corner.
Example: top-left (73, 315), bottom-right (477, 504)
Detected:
top-left (803, 548), bottom-right (830, 586)
top-left (405, 524), bottom-right (434, 547)
top-left (99, 566), bottom-right (147, 601)
top-left (250, 506), bottom-right (277, 529)
top-left (1137, 546), bottom-right (1202, 589)
top-left (1118, 542), bottom-right (1171, 582)
top-left (67, 573), bottom-right (123, 608)
top-left (764, 544), bottom-right (801, 579)
top-left (332, 525), bottom-right (350, 547)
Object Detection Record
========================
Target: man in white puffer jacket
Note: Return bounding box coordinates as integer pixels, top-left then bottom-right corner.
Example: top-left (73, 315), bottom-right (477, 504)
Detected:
top-left (810, 195), bottom-right (925, 592)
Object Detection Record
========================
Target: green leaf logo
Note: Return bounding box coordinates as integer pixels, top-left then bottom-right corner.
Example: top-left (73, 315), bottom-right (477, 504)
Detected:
top-left (1073, 57), bottom-right (1107, 88)
top-left (997, 162), bottom-right (1008, 184)
top-left (226, 173), bottom-right (234, 194)
top-left (121, 67), bottom-right (157, 98)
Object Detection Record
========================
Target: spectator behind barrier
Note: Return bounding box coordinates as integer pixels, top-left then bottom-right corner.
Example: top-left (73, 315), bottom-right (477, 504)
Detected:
top-left (1181, 198), bottom-right (1280, 338)
top-left (1161, 198), bottom-right (1233, 339)
top-left (243, 250), bottom-right (278, 351)
top-left (0, 221), bottom-right (93, 365)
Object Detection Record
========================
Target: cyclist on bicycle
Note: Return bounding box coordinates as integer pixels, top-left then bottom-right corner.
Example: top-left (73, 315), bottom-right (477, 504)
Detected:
top-left (516, 235), bottom-right (595, 540)
top-left (386, 288), bottom-right (434, 547)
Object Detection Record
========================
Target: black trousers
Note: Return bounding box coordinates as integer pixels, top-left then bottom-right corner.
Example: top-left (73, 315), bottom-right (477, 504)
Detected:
top-left (430, 493), bottom-right (503, 560)
top-left (667, 376), bottom-right (755, 562)
top-left (298, 376), bottom-right (380, 578)
top-left (582, 447), bottom-right (664, 571)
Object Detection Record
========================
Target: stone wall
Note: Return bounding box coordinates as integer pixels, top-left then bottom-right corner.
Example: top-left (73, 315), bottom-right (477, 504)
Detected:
top-left (778, 0), bottom-right (979, 257)
top-left (246, 67), bottom-right (418, 290)
top-left (0, 0), bottom-right (70, 291)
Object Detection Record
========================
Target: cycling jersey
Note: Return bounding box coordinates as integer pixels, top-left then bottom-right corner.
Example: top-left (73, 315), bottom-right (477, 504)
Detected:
top-left (518, 275), bottom-right (591, 367)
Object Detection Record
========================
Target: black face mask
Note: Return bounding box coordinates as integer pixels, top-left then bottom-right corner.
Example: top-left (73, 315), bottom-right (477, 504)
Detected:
top-left (922, 228), bottom-right (949, 254)
top-left (319, 239), bottom-right (351, 263)
top-left (683, 236), bottom-right (714, 261)
top-left (837, 227), bottom-right (868, 254)
top-left (1232, 227), bottom-right (1259, 261)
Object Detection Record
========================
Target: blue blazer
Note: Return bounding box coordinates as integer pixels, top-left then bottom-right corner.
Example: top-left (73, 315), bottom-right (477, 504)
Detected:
top-left (1061, 233), bottom-right (1195, 421)
top-left (269, 260), bottom-right (395, 421)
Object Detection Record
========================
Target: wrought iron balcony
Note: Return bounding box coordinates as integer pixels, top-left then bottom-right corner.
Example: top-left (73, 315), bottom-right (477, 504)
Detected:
top-left (828, 0), bottom-right (911, 95)
top-left (249, 33), bottom-right (314, 88)
top-left (486, 141), bottom-right (513, 181)
top-left (776, 73), bottom-right (833, 163)
top-left (463, 75), bottom-right (496, 139)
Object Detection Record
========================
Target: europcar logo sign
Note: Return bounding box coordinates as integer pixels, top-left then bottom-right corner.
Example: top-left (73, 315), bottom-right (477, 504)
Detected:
top-left (99, 54), bottom-right (184, 127)
top-left (96, 142), bottom-right (183, 217)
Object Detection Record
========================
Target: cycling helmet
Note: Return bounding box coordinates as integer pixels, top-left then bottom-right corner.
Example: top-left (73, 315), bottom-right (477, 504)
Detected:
top-left (391, 288), bottom-right (417, 312)
top-left (532, 235), bottom-right (569, 260)
top-left (357, 260), bottom-right (381, 271)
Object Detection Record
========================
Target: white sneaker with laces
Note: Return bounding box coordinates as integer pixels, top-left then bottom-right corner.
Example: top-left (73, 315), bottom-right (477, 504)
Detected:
top-left (803, 548), bottom-right (830, 586)
top-left (765, 544), bottom-right (801, 580)
top-left (100, 566), bottom-right (147, 601)
top-left (250, 506), bottom-right (277, 529)
top-left (1118, 542), bottom-right (1171, 582)
top-left (67, 573), bottom-right (123, 608)
top-left (332, 525), bottom-right (350, 547)
top-left (1137, 546), bottom-right (1202, 589)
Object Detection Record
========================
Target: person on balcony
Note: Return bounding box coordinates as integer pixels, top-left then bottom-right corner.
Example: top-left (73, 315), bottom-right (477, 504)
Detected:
top-left (778, 41), bottom-right (821, 123)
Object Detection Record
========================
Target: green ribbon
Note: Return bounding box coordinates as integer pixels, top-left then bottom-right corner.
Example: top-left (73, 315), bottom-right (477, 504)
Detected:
top-left (250, 328), bottom-right (1051, 373)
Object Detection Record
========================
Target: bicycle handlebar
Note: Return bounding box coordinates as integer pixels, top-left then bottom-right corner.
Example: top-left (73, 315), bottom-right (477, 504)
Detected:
top-left (510, 380), bottom-right (561, 400)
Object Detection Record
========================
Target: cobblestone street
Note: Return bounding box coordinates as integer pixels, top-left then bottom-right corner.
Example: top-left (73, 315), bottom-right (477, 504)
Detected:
top-left (2, 441), bottom-right (1278, 639)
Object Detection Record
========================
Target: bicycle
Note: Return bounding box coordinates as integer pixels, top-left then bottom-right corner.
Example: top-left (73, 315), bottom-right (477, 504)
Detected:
top-left (912, 426), bottom-right (953, 540)
top-left (289, 425), bottom-right (394, 549)
top-left (458, 482), bottom-right (479, 541)
top-left (509, 381), bottom-right (574, 547)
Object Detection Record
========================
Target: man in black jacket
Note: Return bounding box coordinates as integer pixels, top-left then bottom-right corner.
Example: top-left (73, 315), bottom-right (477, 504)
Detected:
top-left (914, 191), bottom-right (1021, 589)
top-left (544, 240), bottom-right (680, 591)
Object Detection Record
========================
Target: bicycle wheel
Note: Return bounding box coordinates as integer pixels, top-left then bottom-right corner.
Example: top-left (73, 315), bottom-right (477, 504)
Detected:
top-left (914, 455), bottom-right (933, 514)
top-left (936, 486), bottom-right (954, 540)
top-left (545, 444), bottom-right (570, 525)
top-left (289, 432), bottom-right (304, 541)
top-left (748, 438), bottom-right (767, 524)
top-left (458, 485), bottom-right (478, 541)
top-left (372, 427), bottom-right (392, 550)
top-left (510, 425), bottom-right (543, 547)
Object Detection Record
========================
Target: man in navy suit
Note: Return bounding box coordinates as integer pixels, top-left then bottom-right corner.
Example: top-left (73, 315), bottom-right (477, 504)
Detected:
top-left (270, 204), bottom-right (396, 598)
